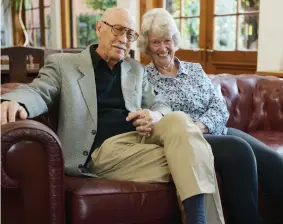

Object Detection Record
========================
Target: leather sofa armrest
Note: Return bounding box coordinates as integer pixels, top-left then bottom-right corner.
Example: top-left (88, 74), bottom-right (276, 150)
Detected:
top-left (1, 120), bottom-right (65, 224)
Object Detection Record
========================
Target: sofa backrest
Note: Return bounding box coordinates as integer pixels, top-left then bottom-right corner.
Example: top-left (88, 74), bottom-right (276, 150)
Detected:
top-left (2, 74), bottom-right (283, 133)
top-left (209, 74), bottom-right (283, 132)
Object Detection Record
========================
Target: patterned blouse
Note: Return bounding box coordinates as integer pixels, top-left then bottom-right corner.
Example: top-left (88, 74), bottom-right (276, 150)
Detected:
top-left (146, 57), bottom-right (229, 135)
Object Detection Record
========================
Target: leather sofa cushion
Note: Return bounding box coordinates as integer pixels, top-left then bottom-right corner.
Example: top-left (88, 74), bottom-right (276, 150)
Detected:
top-left (248, 131), bottom-right (283, 155)
top-left (65, 176), bottom-right (178, 224)
top-left (210, 74), bottom-right (283, 132)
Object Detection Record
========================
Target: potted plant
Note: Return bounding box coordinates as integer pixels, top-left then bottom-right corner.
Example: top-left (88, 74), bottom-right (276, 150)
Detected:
top-left (3, 0), bottom-right (30, 46)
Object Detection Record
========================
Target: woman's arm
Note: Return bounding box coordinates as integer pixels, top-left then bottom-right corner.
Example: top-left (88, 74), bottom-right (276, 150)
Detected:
top-left (197, 66), bottom-right (229, 135)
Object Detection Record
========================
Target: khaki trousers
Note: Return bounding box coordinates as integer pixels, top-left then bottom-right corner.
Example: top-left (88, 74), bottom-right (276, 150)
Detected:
top-left (88, 111), bottom-right (225, 224)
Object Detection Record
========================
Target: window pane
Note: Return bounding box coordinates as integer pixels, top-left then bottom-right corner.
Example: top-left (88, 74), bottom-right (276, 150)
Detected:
top-left (214, 16), bottom-right (236, 50)
top-left (25, 0), bottom-right (39, 9)
top-left (45, 28), bottom-right (52, 47)
top-left (27, 29), bottom-right (33, 44)
top-left (215, 0), bottom-right (237, 14)
top-left (239, 0), bottom-right (260, 12)
top-left (32, 9), bottom-right (40, 28)
top-left (26, 9), bottom-right (40, 29)
top-left (45, 7), bottom-right (51, 28)
top-left (44, 0), bottom-right (51, 6)
top-left (166, 0), bottom-right (181, 17)
top-left (26, 9), bottom-right (34, 29)
top-left (174, 18), bottom-right (181, 31)
top-left (72, 0), bottom-right (117, 48)
top-left (29, 28), bottom-right (41, 46)
top-left (183, 0), bottom-right (200, 16)
top-left (238, 14), bottom-right (259, 50)
top-left (77, 14), bottom-right (102, 47)
top-left (1, 1), bottom-right (13, 46)
top-left (181, 18), bottom-right (199, 49)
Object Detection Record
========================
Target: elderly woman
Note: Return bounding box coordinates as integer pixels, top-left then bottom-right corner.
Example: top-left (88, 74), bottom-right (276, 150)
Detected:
top-left (138, 8), bottom-right (283, 224)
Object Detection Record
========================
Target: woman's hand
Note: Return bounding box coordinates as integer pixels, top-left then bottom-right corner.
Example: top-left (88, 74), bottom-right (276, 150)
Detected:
top-left (194, 121), bottom-right (208, 134)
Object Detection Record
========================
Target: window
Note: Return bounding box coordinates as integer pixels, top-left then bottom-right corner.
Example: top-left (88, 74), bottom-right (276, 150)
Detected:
top-left (166, 0), bottom-right (201, 49)
top-left (166, 0), bottom-right (259, 51)
top-left (214, 0), bottom-right (259, 50)
top-left (25, 0), bottom-right (52, 47)
top-left (70, 0), bottom-right (117, 48)
top-left (141, 0), bottom-right (259, 74)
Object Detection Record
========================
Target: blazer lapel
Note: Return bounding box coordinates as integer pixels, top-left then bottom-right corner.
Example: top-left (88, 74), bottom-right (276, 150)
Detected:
top-left (77, 47), bottom-right (97, 123)
top-left (121, 59), bottom-right (137, 111)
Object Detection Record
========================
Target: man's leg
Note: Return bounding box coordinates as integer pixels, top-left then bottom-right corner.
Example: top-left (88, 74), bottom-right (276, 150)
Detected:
top-left (145, 112), bottom-right (224, 224)
top-left (88, 111), bottom-right (224, 223)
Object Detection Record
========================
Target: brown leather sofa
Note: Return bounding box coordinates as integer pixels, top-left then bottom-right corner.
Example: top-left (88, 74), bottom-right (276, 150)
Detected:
top-left (1, 74), bottom-right (283, 224)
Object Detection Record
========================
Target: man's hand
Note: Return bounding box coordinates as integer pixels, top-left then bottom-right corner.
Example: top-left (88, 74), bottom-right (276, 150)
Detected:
top-left (126, 109), bottom-right (162, 136)
top-left (1, 101), bottom-right (28, 125)
top-left (194, 121), bottom-right (208, 134)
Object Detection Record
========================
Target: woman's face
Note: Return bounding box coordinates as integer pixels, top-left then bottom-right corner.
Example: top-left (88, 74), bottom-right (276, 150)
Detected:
top-left (147, 33), bottom-right (176, 68)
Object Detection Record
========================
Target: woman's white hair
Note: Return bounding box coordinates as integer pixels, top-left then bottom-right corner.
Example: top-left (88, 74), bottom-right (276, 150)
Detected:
top-left (137, 8), bottom-right (181, 52)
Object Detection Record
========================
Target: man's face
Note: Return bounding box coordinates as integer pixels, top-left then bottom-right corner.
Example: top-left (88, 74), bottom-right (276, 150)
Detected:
top-left (96, 12), bottom-right (138, 64)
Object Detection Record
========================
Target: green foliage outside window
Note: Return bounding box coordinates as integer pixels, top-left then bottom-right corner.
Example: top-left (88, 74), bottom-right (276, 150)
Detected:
top-left (85, 0), bottom-right (117, 11)
top-left (77, 0), bottom-right (117, 47)
top-left (78, 14), bottom-right (101, 48)
top-left (183, 0), bottom-right (200, 48)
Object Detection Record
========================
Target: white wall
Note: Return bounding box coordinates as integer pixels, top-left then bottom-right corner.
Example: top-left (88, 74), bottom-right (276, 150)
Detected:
top-left (257, 0), bottom-right (283, 71)
top-left (51, 0), bottom-right (62, 48)
top-left (1, 0), bottom-right (13, 46)
top-left (117, 0), bottom-right (140, 61)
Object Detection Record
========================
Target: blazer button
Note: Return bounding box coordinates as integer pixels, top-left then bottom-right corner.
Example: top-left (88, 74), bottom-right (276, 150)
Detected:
top-left (83, 151), bottom-right (89, 156)
top-left (91, 129), bottom-right (97, 135)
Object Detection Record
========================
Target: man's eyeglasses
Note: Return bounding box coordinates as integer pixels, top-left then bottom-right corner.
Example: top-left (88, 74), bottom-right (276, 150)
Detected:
top-left (101, 21), bottom-right (139, 42)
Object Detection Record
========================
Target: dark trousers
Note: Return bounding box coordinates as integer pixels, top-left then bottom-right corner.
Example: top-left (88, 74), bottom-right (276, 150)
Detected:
top-left (204, 128), bottom-right (283, 224)
top-left (227, 128), bottom-right (283, 201)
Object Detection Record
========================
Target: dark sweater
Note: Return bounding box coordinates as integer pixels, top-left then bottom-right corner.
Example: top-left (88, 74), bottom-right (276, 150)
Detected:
top-left (89, 45), bottom-right (135, 153)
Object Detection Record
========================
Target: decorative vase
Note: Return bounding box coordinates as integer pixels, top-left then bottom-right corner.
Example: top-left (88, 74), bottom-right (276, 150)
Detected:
top-left (13, 0), bottom-right (31, 46)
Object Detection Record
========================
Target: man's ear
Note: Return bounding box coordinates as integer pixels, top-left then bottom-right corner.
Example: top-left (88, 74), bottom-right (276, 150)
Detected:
top-left (96, 21), bottom-right (101, 38)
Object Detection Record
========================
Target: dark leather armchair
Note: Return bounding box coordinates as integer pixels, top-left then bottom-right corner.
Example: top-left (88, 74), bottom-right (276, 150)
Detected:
top-left (1, 46), bottom-right (45, 84)
top-left (1, 74), bottom-right (283, 224)
top-left (0, 46), bottom-right (63, 84)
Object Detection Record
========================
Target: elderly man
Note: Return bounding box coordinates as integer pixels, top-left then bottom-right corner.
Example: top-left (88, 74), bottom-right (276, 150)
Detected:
top-left (1, 7), bottom-right (224, 224)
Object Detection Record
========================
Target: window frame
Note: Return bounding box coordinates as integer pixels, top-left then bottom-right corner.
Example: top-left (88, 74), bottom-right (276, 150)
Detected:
top-left (26, 0), bottom-right (51, 46)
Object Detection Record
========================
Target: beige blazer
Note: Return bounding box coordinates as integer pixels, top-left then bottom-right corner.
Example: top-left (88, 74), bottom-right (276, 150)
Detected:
top-left (2, 45), bottom-right (172, 176)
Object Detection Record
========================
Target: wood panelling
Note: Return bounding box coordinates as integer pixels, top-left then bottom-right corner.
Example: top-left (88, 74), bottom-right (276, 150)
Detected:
top-left (206, 51), bottom-right (257, 74)
top-left (257, 71), bottom-right (283, 78)
top-left (209, 62), bottom-right (256, 74)
top-left (140, 52), bottom-right (150, 65)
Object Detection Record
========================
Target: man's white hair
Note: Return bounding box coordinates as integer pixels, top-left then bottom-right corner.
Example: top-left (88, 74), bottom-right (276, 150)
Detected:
top-left (137, 8), bottom-right (181, 52)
